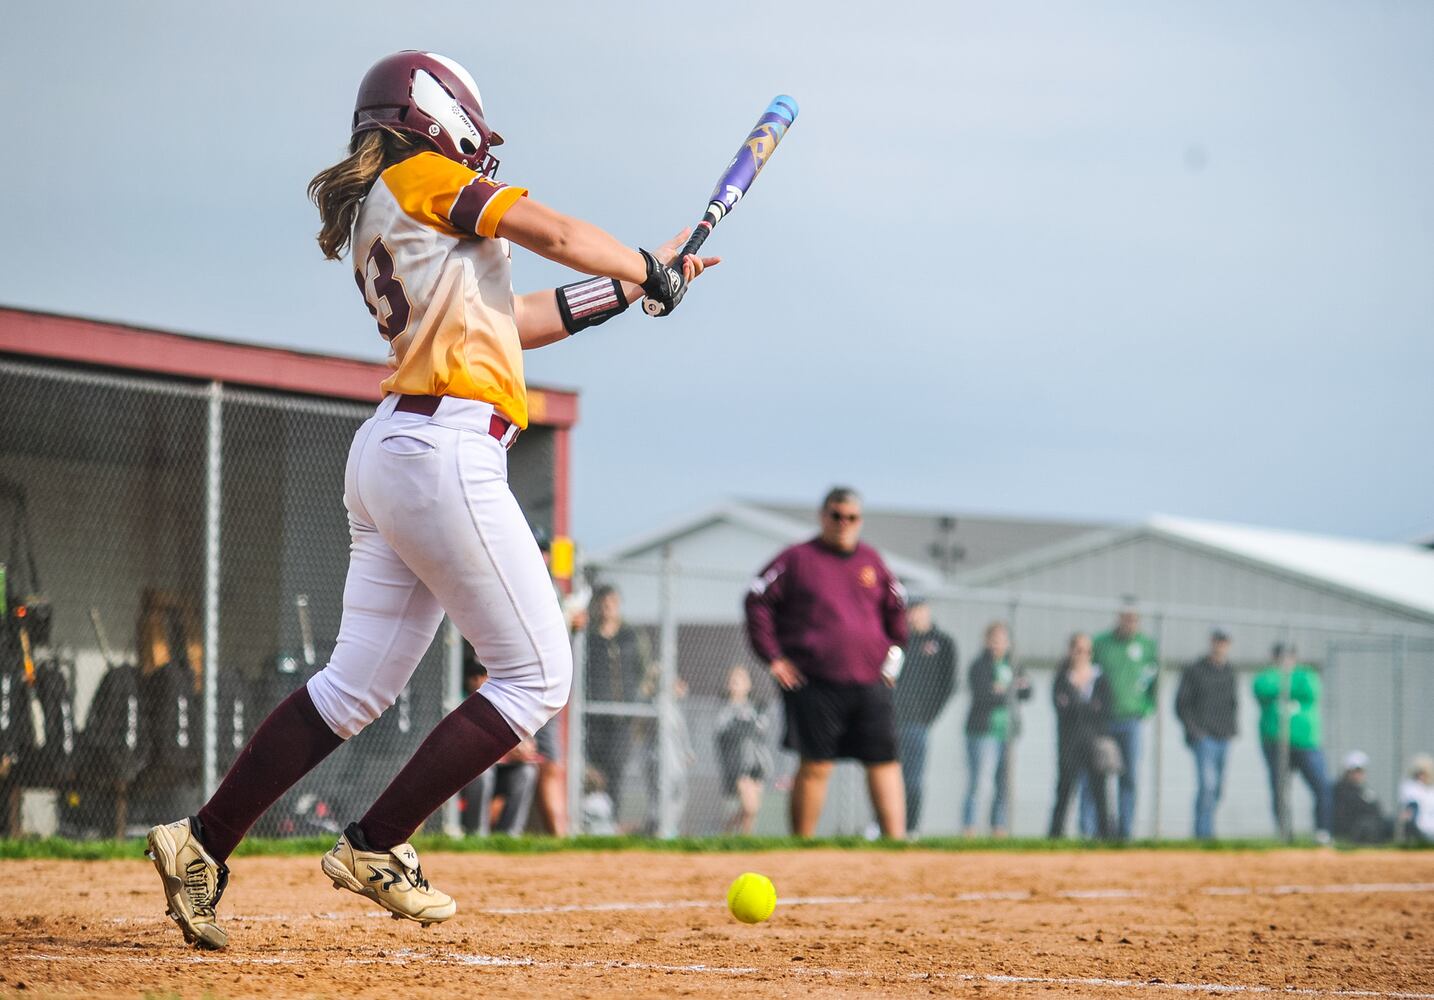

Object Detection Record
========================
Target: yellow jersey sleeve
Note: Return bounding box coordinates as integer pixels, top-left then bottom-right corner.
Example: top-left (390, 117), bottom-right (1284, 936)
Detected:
top-left (379, 151), bottom-right (528, 240)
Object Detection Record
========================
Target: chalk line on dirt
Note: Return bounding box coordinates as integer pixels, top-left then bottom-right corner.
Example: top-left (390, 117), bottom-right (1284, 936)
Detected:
top-left (91, 879), bottom-right (1434, 923)
top-left (14, 948), bottom-right (1434, 999)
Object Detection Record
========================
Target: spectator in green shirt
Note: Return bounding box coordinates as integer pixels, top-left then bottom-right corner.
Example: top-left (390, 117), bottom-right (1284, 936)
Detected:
top-left (962, 621), bottom-right (1031, 837)
top-left (1081, 603), bottom-right (1158, 840)
top-left (1252, 643), bottom-right (1332, 842)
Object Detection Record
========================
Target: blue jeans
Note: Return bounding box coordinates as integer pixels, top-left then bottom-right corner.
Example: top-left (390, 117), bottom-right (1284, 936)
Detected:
top-left (1191, 736), bottom-right (1229, 839)
top-left (963, 733), bottom-right (1010, 831)
top-left (1261, 742), bottom-right (1332, 835)
top-left (1081, 718), bottom-right (1141, 839)
top-left (898, 722), bottom-right (930, 833)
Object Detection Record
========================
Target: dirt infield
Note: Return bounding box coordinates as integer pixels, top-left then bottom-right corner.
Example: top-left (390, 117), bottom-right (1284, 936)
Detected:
top-left (1, 848), bottom-right (1430, 999)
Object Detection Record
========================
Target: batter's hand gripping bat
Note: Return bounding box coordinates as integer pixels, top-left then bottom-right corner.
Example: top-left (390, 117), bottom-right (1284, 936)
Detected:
top-left (644, 95), bottom-right (799, 316)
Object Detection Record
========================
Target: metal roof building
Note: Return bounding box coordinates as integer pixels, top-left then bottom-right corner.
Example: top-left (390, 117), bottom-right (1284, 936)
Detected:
top-left (747, 501), bottom-right (1104, 581)
top-left (964, 514), bottom-right (1434, 628)
top-left (591, 499), bottom-right (1106, 621)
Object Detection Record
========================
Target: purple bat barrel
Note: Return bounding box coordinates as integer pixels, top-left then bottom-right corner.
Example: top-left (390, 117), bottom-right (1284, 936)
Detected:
top-left (704, 96), bottom-right (800, 221)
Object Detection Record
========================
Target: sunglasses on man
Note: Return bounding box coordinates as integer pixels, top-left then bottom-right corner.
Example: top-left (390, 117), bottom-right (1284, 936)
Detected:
top-left (825, 510), bottom-right (861, 524)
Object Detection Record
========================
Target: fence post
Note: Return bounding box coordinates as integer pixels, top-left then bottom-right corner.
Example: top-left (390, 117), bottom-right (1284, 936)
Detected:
top-left (1276, 625), bottom-right (1294, 843)
top-left (1324, 639), bottom-right (1339, 770)
top-left (201, 381), bottom-right (223, 801)
top-left (656, 547), bottom-right (679, 839)
top-left (566, 620), bottom-right (587, 836)
top-left (1393, 634), bottom-right (1406, 809)
top-left (1151, 612), bottom-right (1166, 841)
top-left (1004, 597), bottom-right (1021, 836)
top-left (443, 619), bottom-right (463, 836)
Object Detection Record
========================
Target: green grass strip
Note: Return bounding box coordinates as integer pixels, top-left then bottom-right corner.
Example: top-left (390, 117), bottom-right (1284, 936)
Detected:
top-left (0, 833), bottom-right (1424, 861)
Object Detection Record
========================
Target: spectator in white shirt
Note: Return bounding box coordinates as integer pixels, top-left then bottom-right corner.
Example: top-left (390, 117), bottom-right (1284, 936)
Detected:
top-left (1399, 754), bottom-right (1434, 844)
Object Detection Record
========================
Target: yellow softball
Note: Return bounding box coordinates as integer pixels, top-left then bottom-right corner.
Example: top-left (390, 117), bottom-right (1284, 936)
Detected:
top-left (726, 872), bottom-right (777, 924)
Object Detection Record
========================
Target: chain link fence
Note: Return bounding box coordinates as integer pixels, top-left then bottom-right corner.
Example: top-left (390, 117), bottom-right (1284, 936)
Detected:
top-left (0, 358), bottom-right (476, 839)
top-left (573, 557), bottom-right (1434, 842)
top-left (4, 352), bottom-right (1430, 846)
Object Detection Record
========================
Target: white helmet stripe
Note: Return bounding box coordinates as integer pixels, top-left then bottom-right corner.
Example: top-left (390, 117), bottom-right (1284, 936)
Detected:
top-left (426, 52), bottom-right (484, 115)
top-left (410, 69), bottom-right (483, 151)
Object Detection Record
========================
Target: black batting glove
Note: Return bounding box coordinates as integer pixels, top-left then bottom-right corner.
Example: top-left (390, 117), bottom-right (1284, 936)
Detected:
top-left (639, 248), bottom-right (687, 317)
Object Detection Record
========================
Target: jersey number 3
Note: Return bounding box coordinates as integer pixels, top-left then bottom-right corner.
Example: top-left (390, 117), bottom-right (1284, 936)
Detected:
top-left (355, 237), bottom-right (412, 340)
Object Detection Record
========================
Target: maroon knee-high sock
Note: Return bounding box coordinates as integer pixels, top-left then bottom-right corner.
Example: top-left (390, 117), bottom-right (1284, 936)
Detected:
top-left (358, 693), bottom-right (518, 850)
top-left (195, 686), bottom-right (343, 863)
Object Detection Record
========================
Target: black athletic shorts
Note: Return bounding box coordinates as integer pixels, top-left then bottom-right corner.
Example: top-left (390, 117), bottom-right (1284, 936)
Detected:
top-left (781, 678), bottom-right (897, 764)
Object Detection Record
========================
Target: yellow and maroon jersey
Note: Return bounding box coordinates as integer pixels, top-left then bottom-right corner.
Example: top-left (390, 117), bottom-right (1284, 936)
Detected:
top-left (352, 151), bottom-right (531, 427)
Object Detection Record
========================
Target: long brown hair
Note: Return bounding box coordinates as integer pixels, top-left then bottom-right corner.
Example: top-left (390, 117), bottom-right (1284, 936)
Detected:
top-left (307, 127), bottom-right (431, 260)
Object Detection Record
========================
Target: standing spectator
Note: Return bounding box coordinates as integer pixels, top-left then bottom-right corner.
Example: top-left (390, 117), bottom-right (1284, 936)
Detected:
top-left (894, 597), bottom-right (957, 836)
top-left (1399, 754), bottom-right (1434, 844)
top-left (1333, 751), bottom-right (1392, 844)
top-left (963, 621), bottom-right (1030, 837)
top-left (584, 585), bottom-right (653, 815)
top-left (1049, 632), bottom-right (1113, 840)
top-left (1084, 603), bottom-right (1158, 840)
top-left (1174, 628), bottom-right (1239, 839)
top-left (714, 664), bottom-right (772, 834)
top-left (744, 486), bottom-right (909, 839)
top-left (1253, 643), bottom-right (1332, 842)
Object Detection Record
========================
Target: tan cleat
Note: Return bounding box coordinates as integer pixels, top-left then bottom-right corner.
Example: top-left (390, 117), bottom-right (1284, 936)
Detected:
top-left (146, 818), bottom-right (229, 950)
top-left (321, 823), bottom-right (456, 926)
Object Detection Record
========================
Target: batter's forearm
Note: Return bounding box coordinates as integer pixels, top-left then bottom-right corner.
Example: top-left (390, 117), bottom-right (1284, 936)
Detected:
top-left (513, 291), bottom-right (571, 349)
top-left (545, 218), bottom-right (646, 282)
top-left (496, 198), bottom-right (647, 284)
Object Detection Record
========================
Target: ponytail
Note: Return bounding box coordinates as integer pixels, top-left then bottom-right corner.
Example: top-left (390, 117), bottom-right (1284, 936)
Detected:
top-left (307, 128), bottom-right (430, 260)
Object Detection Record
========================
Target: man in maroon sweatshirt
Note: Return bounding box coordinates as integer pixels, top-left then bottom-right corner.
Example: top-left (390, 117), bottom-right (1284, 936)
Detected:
top-left (744, 487), bottom-right (909, 838)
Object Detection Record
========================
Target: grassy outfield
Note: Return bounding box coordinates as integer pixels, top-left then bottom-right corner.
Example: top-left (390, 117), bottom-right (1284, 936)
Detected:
top-left (0, 833), bottom-right (1414, 861)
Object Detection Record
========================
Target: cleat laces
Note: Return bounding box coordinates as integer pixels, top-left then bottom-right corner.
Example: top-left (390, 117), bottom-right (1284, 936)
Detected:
top-left (184, 858), bottom-right (229, 917)
top-left (407, 862), bottom-right (430, 891)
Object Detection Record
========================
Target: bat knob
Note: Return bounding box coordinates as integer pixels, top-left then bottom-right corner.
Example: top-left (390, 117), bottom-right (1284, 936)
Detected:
top-left (643, 298), bottom-right (666, 317)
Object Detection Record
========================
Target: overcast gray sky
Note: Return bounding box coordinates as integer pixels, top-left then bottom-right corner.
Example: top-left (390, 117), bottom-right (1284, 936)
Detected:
top-left (3, 1), bottom-right (1431, 548)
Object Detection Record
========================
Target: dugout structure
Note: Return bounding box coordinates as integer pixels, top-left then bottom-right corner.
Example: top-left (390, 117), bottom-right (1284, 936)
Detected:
top-left (0, 306), bottom-right (577, 838)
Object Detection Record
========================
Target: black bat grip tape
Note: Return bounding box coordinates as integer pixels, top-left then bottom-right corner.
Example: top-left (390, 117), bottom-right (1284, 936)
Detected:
top-left (678, 224), bottom-right (712, 259)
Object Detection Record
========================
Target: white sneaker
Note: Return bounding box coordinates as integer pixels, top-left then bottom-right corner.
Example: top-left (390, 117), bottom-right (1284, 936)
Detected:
top-left (146, 818), bottom-right (229, 950)
top-left (321, 824), bottom-right (456, 926)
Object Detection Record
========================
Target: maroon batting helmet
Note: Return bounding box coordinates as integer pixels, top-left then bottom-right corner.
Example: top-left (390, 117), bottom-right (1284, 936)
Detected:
top-left (352, 51), bottom-right (503, 176)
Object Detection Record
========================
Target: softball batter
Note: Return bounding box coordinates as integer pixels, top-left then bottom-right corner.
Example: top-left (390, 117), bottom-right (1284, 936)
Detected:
top-left (146, 49), bottom-right (716, 949)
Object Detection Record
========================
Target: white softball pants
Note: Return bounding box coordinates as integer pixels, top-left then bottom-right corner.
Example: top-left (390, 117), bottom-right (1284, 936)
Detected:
top-left (306, 394), bottom-right (571, 741)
